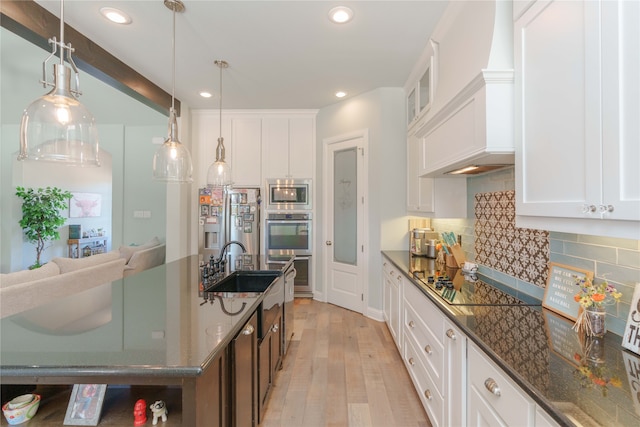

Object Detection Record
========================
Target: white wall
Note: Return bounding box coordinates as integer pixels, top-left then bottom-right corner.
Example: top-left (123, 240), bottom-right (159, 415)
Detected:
top-left (316, 88), bottom-right (408, 313)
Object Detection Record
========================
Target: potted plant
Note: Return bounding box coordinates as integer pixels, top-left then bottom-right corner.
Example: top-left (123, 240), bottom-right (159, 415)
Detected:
top-left (15, 186), bottom-right (72, 269)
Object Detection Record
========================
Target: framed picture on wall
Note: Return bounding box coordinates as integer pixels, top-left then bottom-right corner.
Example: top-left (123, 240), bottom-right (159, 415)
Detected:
top-left (69, 193), bottom-right (102, 218)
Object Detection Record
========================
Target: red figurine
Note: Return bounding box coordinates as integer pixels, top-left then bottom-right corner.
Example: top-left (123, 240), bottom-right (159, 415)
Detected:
top-left (133, 399), bottom-right (147, 426)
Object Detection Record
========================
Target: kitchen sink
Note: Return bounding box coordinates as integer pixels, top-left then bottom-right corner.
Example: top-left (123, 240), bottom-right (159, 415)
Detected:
top-left (207, 271), bottom-right (280, 293)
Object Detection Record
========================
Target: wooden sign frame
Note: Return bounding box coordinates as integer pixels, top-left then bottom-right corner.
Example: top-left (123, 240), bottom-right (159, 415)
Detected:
top-left (622, 283), bottom-right (640, 356)
top-left (542, 262), bottom-right (593, 321)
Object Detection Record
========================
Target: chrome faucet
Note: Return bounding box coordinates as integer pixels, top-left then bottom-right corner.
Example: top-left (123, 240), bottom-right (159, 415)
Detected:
top-left (212, 240), bottom-right (247, 273)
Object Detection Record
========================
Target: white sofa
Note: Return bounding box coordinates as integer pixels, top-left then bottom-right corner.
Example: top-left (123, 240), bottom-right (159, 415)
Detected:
top-left (0, 251), bottom-right (126, 319)
top-left (121, 240), bottom-right (166, 278)
top-left (0, 238), bottom-right (166, 318)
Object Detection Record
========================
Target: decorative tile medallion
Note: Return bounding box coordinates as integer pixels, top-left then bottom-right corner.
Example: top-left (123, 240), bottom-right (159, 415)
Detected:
top-left (475, 190), bottom-right (549, 288)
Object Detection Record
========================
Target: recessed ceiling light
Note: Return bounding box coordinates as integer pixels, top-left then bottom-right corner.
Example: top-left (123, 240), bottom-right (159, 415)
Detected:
top-left (335, 91), bottom-right (347, 98)
top-left (200, 91), bottom-right (213, 98)
top-left (328, 6), bottom-right (354, 24)
top-left (100, 7), bottom-right (132, 25)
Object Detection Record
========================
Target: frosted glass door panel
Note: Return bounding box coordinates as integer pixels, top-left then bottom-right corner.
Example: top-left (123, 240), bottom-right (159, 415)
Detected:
top-left (333, 147), bottom-right (357, 265)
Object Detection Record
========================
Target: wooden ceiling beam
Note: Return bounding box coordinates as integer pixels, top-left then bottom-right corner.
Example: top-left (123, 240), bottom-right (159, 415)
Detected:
top-left (0, 0), bottom-right (177, 116)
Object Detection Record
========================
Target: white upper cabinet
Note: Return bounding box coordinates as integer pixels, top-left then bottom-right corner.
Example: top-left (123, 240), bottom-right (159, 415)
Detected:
top-left (407, 40), bottom-right (437, 129)
top-left (262, 115), bottom-right (315, 180)
top-left (407, 129), bottom-right (467, 217)
top-left (515, 0), bottom-right (639, 239)
top-left (230, 117), bottom-right (262, 187)
top-left (192, 111), bottom-right (317, 189)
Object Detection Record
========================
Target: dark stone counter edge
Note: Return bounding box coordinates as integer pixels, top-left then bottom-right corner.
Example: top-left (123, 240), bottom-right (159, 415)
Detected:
top-left (0, 257), bottom-right (295, 384)
top-left (382, 250), bottom-right (576, 427)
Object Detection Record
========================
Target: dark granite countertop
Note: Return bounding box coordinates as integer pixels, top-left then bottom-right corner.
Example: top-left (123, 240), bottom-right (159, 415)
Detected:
top-left (383, 250), bottom-right (640, 427)
top-left (0, 254), bottom-right (291, 381)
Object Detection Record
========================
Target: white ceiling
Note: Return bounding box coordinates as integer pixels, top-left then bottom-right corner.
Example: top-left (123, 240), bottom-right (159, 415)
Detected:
top-left (33, 0), bottom-right (449, 110)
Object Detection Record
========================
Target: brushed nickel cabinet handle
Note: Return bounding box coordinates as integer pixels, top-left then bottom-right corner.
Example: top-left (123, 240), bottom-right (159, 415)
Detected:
top-left (424, 345), bottom-right (432, 355)
top-left (272, 323), bottom-right (279, 332)
top-left (424, 389), bottom-right (432, 400)
top-left (484, 378), bottom-right (501, 396)
top-left (408, 357), bottom-right (415, 366)
top-left (408, 320), bottom-right (416, 328)
top-left (446, 329), bottom-right (457, 340)
top-left (242, 324), bottom-right (255, 335)
top-left (599, 204), bottom-right (614, 213)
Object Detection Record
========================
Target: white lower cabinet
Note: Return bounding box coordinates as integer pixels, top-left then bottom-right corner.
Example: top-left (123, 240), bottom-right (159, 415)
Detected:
top-left (467, 342), bottom-right (534, 426)
top-left (388, 264), bottom-right (560, 427)
top-left (402, 279), bottom-right (466, 427)
top-left (382, 256), bottom-right (402, 350)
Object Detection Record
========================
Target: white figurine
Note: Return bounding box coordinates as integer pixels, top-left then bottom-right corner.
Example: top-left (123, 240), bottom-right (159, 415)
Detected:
top-left (150, 400), bottom-right (168, 425)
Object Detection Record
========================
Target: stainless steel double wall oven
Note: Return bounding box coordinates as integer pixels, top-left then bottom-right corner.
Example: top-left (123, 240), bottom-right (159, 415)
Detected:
top-left (265, 179), bottom-right (313, 296)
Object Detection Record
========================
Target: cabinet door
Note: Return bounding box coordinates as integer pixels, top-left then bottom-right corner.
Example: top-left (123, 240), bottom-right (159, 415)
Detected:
top-left (262, 118), bottom-right (290, 179)
top-left (407, 132), bottom-right (435, 212)
top-left (601, 0), bottom-right (640, 220)
top-left (232, 312), bottom-right (258, 427)
top-left (389, 276), bottom-right (400, 350)
top-left (515, 0), bottom-right (601, 218)
top-left (231, 118), bottom-right (262, 187)
top-left (288, 118), bottom-right (314, 179)
top-left (443, 320), bottom-right (466, 427)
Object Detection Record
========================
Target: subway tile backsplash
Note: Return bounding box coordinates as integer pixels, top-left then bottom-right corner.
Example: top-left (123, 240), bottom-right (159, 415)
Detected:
top-left (431, 171), bottom-right (640, 337)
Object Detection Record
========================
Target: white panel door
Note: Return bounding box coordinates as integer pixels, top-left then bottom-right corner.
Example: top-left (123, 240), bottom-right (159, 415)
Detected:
top-left (324, 134), bottom-right (365, 314)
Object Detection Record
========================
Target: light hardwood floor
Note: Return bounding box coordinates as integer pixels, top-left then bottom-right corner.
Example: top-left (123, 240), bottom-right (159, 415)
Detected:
top-left (261, 299), bottom-right (431, 427)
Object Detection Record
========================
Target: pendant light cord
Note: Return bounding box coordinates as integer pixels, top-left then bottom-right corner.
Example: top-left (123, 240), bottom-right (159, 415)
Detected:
top-left (219, 62), bottom-right (223, 139)
top-left (59, 0), bottom-right (65, 64)
top-left (171, 6), bottom-right (176, 112)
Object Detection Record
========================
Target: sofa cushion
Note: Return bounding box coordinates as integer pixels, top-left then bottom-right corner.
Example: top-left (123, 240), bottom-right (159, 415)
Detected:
top-left (119, 237), bottom-right (161, 263)
top-left (52, 251), bottom-right (121, 274)
top-left (0, 262), bottom-right (60, 288)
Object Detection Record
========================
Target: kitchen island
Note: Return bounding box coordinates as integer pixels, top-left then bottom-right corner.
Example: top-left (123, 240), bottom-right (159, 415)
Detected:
top-left (383, 250), bottom-right (640, 427)
top-left (0, 254), bottom-right (292, 426)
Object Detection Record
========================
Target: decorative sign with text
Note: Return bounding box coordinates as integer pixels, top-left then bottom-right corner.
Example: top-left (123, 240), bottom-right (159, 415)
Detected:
top-left (543, 309), bottom-right (582, 367)
top-left (543, 263), bottom-right (593, 321)
top-left (622, 283), bottom-right (640, 356)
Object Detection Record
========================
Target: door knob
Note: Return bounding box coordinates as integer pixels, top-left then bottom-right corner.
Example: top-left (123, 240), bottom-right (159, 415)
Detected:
top-left (326, 241), bottom-right (332, 245)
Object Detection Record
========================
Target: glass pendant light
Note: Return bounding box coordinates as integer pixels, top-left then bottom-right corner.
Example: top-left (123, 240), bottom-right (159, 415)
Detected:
top-left (152, 0), bottom-right (193, 183)
top-left (18, 0), bottom-right (100, 166)
top-left (206, 60), bottom-right (232, 188)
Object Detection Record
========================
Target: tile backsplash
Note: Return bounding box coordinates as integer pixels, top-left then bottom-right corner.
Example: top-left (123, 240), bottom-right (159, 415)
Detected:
top-left (474, 190), bottom-right (549, 287)
top-left (431, 169), bottom-right (640, 337)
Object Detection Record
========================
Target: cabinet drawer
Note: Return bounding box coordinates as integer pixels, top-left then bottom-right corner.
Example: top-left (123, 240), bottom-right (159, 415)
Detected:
top-left (404, 298), bottom-right (444, 393)
top-left (404, 281), bottom-right (444, 343)
top-left (404, 331), bottom-right (444, 427)
top-left (468, 344), bottom-right (534, 426)
top-left (382, 258), bottom-right (397, 279)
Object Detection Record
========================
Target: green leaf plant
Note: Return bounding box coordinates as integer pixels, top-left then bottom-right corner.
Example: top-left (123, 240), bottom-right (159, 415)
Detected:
top-left (15, 186), bottom-right (72, 269)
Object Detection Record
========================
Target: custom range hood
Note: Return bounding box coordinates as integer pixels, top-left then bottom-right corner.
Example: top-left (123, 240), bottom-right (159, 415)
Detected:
top-left (409, 1), bottom-right (515, 177)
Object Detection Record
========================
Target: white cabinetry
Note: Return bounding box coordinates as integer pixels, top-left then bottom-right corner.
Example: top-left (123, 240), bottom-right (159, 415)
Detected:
top-left (402, 280), bottom-right (466, 427)
top-left (407, 128), bottom-right (468, 217)
top-left (515, 0), bottom-right (639, 238)
top-left (262, 115), bottom-right (315, 180)
top-left (230, 117), bottom-right (262, 187)
top-left (382, 256), bottom-right (401, 350)
top-left (467, 342), bottom-right (534, 427)
top-left (191, 112), bottom-right (262, 187)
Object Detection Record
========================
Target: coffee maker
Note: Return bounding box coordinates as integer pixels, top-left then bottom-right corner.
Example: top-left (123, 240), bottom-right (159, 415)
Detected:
top-left (410, 228), bottom-right (439, 258)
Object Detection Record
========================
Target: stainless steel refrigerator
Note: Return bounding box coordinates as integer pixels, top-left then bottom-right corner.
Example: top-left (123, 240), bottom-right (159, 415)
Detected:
top-left (199, 187), bottom-right (260, 270)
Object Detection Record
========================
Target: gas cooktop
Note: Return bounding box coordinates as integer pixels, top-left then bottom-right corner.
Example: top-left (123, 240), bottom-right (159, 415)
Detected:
top-left (414, 270), bottom-right (541, 306)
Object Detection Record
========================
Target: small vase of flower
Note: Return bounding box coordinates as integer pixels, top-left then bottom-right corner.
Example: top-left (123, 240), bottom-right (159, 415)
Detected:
top-left (572, 276), bottom-right (621, 337)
